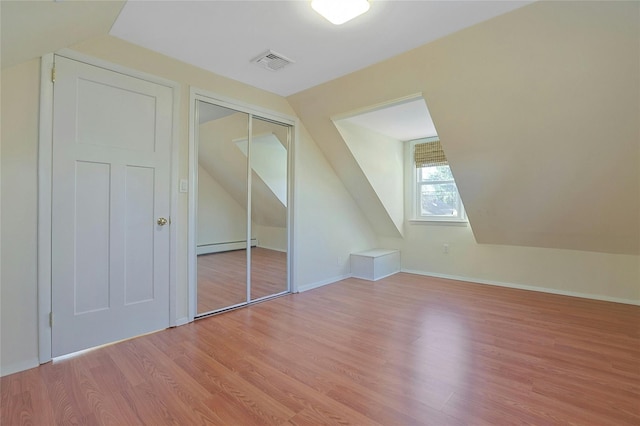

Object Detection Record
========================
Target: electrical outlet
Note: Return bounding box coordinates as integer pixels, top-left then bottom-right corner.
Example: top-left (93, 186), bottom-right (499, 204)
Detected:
top-left (443, 243), bottom-right (449, 254)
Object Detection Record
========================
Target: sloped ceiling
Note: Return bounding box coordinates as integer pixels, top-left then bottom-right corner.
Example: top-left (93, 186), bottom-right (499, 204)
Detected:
top-left (332, 97), bottom-right (437, 238)
top-left (1, 0), bottom-right (532, 95)
top-left (109, 0), bottom-right (532, 96)
top-left (3, 1), bottom-right (637, 256)
top-left (288, 1), bottom-right (640, 255)
top-left (0, 0), bottom-right (125, 68)
top-left (296, 115), bottom-right (403, 238)
top-left (198, 112), bottom-right (286, 229)
top-left (334, 120), bottom-right (404, 237)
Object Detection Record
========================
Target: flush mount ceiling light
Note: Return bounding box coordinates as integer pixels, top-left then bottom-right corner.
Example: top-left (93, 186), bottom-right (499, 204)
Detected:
top-left (311, 0), bottom-right (370, 25)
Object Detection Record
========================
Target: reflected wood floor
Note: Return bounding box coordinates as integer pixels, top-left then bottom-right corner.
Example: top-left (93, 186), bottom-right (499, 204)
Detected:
top-left (198, 247), bottom-right (287, 314)
top-left (2, 273), bottom-right (639, 425)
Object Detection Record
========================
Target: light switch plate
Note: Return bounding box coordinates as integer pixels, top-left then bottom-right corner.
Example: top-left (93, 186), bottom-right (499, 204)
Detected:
top-left (179, 179), bottom-right (188, 193)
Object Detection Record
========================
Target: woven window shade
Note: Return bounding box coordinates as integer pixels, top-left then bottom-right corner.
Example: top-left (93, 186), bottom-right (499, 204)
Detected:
top-left (414, 140), bottom-right (447, 168)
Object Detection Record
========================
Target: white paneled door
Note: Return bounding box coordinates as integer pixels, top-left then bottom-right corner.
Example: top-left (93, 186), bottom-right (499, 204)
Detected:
top-left (51, 56), bottom-right (172, 357)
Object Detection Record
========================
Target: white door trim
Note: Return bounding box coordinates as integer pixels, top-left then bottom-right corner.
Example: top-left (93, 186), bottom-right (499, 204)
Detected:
top-left (187, 86), bottom-right (297, 321)
top-left (38, 50), bottom-right (181, 364)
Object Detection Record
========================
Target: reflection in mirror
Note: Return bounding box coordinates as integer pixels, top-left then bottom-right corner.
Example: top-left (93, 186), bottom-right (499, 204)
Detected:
top-left (249, 118), bottom-right (289, 301)
top-left (196, 101), bottom-right (249, 314)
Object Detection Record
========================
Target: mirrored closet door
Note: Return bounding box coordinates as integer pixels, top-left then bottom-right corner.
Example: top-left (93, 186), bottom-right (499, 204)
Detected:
top-left (195, 100), bottom-right (290, 316)
top-left (249, 117), bottom-right (289, 301)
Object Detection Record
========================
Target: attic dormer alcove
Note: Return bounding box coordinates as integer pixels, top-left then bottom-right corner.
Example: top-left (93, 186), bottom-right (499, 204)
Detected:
top-left (331, 96), bottom-right (446, 238)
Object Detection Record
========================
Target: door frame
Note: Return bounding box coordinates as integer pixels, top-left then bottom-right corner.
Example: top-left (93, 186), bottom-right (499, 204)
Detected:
top-left (188, 87), bottom-right (297, 321)
top-left (37, 50), bottom-right (181, 364)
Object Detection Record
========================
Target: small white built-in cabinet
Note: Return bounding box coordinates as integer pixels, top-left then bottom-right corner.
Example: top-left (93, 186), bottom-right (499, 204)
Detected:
top-left (350, 249), bottom-right (400, 281)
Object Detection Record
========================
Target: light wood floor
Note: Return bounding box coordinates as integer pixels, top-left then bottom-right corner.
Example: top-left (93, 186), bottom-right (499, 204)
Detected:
top-left (2, 273), bottom-right (639, 425)
top-left (197, 247), bottom-right (287, 314)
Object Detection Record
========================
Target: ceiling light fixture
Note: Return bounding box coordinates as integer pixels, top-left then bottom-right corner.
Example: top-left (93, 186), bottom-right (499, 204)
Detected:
top-left (311, 0), bottom-right (370, 25)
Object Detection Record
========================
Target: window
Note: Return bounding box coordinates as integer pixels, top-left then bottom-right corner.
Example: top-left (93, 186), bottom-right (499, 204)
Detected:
top-left (411, 138), bottom-right (466, 222)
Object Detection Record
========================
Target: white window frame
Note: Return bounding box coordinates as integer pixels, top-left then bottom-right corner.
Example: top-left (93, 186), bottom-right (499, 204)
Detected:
top-left (408, 138), bottom-right (467, 224)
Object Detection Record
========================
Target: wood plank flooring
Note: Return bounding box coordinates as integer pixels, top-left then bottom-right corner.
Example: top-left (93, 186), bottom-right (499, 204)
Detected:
top-left (2, 272), bottom-right (639, 425)
top-left (197, 247), bottom-right (287, 314)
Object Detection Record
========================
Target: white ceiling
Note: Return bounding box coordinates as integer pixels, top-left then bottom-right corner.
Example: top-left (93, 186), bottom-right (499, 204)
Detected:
top-left (110, 0), bottom-right (533, 97)
top-left (339, 98), bottom-right (437, 141)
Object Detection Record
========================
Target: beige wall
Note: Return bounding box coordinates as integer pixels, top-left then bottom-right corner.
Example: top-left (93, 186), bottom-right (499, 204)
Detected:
top-left (197, 164), bottom-right (248, 247)
top-left (288, 1), bottom-right (639, 256)
top-left (288, 1), bottom-right (640, 303)
top-left (254, 225), bottom-right (287, 253)
top-left (292, 125), bottom-right (378, 289)
top-left (334, 120), bottom-right (404, 236)
top-left (0, 36), bottom-right (377, 375)
top-left (1, 59), bottom-right (41, 375)
top-left (3, 1), bottom-right (637, 378)
top-left (380, 227), bottom-right (640, 303)
top-left (1, 1), bottom-right (125, 69)
top-left (70, 35), bottom-right (298, 328)
top-left (198, 113), bottom-right (287, 229)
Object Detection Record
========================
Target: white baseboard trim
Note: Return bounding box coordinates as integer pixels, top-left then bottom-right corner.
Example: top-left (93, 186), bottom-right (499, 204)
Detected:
top-left (401, 269), bottom-right (640, 306)
top-left (352, 271), bottom-right (400, 282)
top-left (197, 239), bottom-right (256, 255)
top-left (174, 317), bottom-right (190, 327)
top-left (1, 357), bottom-right (39, 377)
top-left (297, 274), bottom-right (351, 293)
top-left (256, 245), bottom-right (287, 253)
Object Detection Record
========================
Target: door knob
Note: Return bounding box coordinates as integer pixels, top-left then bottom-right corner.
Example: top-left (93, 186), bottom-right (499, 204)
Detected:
top-left (157, 217), bottom-right (168, 226)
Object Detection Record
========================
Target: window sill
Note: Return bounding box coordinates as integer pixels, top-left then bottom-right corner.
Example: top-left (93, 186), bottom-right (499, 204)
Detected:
top-left (409, 219), bottom-right (468, 227)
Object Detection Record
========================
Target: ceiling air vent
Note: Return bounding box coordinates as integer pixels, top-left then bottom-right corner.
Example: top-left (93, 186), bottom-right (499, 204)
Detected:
top-left (251, 50), bottom-right (294, 71)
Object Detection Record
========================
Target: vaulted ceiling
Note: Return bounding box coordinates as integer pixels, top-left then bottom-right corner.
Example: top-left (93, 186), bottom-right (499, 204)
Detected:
top-left (2, 0), bottom-right (638, 256)
top-left (109, 0), bottom-right (532, 97)
top-left (288, 1), bottom-right (639, 255)
top-left (198, 109), bottom-right (287, 229)
top-left (2, 0), bottom-right (532, 96)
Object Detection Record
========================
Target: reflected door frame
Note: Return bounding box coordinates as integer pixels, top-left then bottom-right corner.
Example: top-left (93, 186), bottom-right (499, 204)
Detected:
top-left (188, 87), bottom-right (297, 321)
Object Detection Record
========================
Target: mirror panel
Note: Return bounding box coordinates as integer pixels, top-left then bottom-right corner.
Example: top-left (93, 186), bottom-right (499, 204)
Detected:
top-left (249, 117), bottom-right (289, 301)
top-left (196, 101), bottom-right (249, 314)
